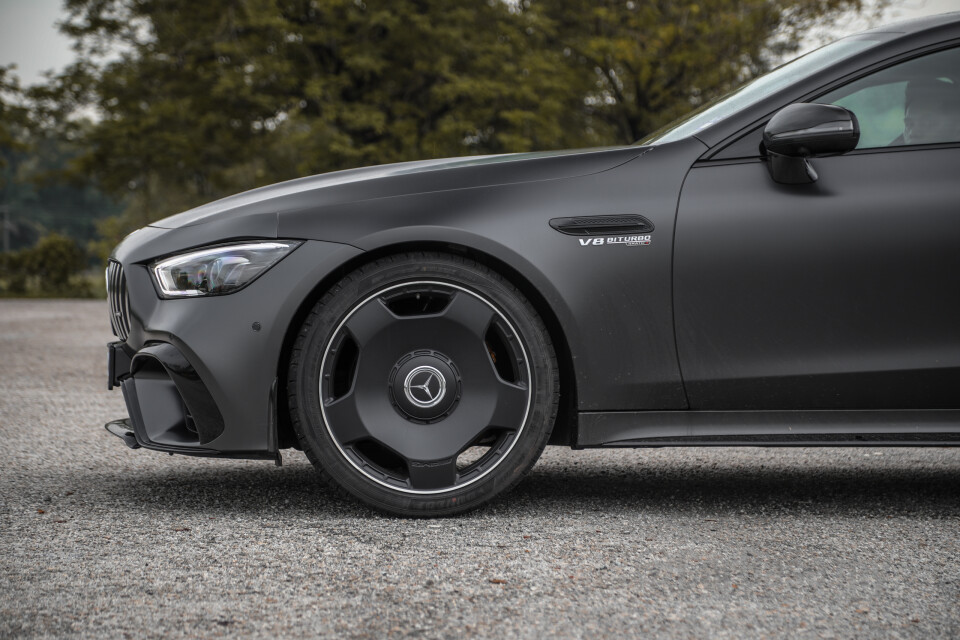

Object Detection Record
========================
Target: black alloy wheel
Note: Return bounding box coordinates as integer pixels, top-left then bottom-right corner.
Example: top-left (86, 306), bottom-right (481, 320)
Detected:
top-left (287, 252), bottom-right (559, 516)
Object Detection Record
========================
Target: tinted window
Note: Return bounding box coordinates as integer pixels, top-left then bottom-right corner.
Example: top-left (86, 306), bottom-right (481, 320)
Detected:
top-left (820, 47), bottom-right (960, 149)
top-left (639, 36), bottom-right (884, 145)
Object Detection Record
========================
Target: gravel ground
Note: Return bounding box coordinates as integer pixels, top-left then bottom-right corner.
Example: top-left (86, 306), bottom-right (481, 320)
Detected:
top-left (1, 299), bottom-right (958, 639)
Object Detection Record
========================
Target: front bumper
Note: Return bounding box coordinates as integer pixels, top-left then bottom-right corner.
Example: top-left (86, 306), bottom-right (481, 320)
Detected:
top-left (107, 341), bottom-right (133, 390)
top-left (104, 235), bottom-right (363, 457)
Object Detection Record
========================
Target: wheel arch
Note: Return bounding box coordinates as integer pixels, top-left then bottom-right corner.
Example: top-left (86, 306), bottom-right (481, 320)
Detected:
top-left (275, 240), bottom-right (578, 451)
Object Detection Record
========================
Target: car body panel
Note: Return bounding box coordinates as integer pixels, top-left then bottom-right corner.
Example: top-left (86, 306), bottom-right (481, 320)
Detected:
top-left (576, 409), bottom-right (960, 447)
top-left (149, 146), bottom-right (646, 230)
top-left (105, 12), bottom-right (960, 457)
top-left (114, 212), bottom-right (280, 264)
top-left (675, 146), bottom-right (960, 410)
top-left (111, 137), bottom-right (707, 448)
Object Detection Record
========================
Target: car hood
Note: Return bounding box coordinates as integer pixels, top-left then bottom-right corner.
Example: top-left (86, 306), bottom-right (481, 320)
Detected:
top-left (150, 145), bottom-right (645, 229)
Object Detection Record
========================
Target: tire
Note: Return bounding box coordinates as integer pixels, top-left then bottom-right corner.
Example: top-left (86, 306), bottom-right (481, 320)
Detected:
top-left (287, 252), bottom-right (559, 517)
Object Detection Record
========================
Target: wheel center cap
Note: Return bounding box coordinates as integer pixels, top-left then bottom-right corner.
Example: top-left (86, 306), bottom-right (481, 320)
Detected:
top-left (389, 351), bottom-right (461, 423)
top-left (403, 365), bottom-right (446, 408)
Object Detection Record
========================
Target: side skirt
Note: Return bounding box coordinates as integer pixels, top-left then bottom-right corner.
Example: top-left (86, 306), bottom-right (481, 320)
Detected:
top-left (575, 410), bottom-right (960, 448)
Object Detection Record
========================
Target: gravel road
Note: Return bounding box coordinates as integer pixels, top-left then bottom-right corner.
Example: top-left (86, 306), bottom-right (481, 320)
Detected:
top-left (1, 299), bottom-right (958, 639)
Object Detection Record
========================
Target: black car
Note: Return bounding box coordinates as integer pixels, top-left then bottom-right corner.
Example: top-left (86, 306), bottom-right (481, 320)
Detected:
top-left (105, 13), bottom-right (960, 516)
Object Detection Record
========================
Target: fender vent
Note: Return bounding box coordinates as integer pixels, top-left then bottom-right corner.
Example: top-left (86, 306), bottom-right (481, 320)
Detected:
top-left (549, 215), bottom-right (655, 236)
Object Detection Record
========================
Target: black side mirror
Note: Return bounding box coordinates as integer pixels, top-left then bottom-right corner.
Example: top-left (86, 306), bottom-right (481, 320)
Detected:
top-left (762, 103), bottom-right (859, 184)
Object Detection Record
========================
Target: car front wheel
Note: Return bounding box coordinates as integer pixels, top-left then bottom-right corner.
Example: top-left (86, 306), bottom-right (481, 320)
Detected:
top-left (287, 252), bottom-right (559, 516)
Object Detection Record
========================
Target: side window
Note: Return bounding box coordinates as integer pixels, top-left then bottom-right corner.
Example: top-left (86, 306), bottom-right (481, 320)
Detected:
top-left (829, 82), bottom-right (906, 147)
top-left (819, 46), bottom-right (960, 149)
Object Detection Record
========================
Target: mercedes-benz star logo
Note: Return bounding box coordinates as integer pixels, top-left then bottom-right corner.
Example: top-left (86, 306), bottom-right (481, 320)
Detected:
top-left (403, 365), bottom-right (446, 409)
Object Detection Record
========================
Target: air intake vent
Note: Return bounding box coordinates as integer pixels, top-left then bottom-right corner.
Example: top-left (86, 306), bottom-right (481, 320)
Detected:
top-left (107, 260), bottom-right (131, 341)
top-left (549, 214), bottom-right (655, 236)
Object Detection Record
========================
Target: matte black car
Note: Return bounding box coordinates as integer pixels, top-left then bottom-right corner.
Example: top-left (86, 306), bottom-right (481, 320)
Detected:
top-left (105, 13), bottom-right (960, 516)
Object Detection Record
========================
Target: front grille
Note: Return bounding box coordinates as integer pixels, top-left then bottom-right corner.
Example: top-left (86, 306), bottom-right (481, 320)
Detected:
top-left (106, 260), bottom-right (131, 341)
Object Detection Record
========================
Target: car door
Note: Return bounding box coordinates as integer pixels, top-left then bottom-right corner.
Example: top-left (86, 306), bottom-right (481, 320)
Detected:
top-left (673, 45), bottom-right (960, 410)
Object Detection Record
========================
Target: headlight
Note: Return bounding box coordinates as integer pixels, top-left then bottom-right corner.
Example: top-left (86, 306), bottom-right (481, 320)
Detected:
top-left (151, 241), bottom-right (301, 298)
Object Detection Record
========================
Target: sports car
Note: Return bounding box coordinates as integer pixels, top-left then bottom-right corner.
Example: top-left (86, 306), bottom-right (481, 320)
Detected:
top-left (105, 13), bottom-right (960, 516)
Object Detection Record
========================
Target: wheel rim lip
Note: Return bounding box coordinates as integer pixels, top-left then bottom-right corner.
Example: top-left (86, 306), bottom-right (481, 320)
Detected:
top-left (318, 279), bottom-right (533, 496)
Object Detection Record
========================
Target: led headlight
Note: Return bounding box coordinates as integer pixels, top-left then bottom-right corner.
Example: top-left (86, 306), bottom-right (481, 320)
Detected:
top-left (151, 241), bottom-right (301, 298)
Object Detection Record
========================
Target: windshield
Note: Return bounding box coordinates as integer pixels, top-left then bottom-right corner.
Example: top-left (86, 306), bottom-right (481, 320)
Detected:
top-left (639, 36), bottom-right (887, 145)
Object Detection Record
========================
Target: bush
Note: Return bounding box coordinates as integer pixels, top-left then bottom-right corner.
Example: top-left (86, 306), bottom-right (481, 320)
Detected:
top-left (0, 233), bottom-right (94, 297)
top-left (0, 252), bottom-right (26, 294)
top-left (26, 234), bottom-right (86, 292)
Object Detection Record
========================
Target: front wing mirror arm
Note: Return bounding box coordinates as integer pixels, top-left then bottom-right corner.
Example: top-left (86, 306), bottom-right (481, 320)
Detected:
top-left (765, 150), bottom-right (818, 185)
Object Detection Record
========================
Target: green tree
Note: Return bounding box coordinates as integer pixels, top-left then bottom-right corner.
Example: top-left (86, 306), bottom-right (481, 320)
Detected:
top-left (2, 65), bottom-right (120, 256)
top-left (0, 67), bottom-right (30, 175)
top-left (528, 0), bottom-right (866, 143)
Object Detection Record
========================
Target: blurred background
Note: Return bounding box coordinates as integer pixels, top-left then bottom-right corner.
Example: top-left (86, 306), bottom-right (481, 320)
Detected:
top-left (0, 0), bottom-right (954, 297)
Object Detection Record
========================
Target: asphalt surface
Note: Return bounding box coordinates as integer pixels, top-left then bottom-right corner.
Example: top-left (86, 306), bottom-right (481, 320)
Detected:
top-left (1, 299), bottom-right (959, 639)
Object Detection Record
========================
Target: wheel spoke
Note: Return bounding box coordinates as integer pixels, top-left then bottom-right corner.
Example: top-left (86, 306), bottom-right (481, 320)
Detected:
top-left (489, 379), bottom-right (529, 431)
top-left (406, 457), bottom-right (458, 490)
top-left (440, 291), bottom-right (497, 340)
top-left (322, 392), bottom-right (370, 445)
top-left (342, 298), bottom-right (397, 347)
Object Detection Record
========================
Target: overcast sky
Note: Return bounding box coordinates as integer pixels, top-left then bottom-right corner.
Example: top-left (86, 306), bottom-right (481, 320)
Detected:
top-left (1, 0), bottom-right (959, 87)
top-left (0, 0), bottom-right (75, 86)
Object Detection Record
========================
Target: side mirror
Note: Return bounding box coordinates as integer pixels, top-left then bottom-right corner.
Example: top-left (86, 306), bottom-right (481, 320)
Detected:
top-left (762, 103), bottom-right (859, 184)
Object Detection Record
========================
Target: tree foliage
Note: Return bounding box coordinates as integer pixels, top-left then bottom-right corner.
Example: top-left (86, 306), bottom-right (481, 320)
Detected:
top-left (1, 65), bottom-right (120, 255)
top-left (0, 67), bottom-right (30, 181)
top-left (536, 0), bottom-right (865, 142)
